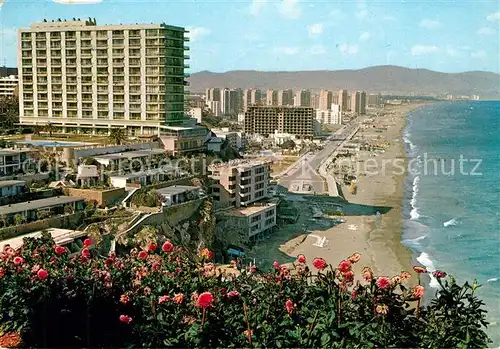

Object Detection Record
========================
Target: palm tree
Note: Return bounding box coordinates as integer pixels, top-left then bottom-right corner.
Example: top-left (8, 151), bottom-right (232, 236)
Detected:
top-left (109, 128), bottom-right (126, 145)
top-left (44, 122), bottom-right (54, 138)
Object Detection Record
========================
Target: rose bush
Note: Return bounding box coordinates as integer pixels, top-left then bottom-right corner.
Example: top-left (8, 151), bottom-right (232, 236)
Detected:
top-left (0, 232), bottom-right (491, 348)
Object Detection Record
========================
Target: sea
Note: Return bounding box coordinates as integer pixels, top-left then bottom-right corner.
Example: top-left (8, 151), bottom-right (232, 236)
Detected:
top-left (401, 101), bottom-right (500, 346)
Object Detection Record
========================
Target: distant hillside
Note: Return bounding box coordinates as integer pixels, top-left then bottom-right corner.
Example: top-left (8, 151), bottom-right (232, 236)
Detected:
top-left (188, 65), bottom-right (500, 99)
top-left (0, 67), bottom-right (17, 77)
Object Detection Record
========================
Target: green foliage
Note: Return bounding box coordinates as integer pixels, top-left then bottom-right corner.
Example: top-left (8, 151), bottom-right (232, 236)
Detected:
top-left (109, 128), bottom-right (127, 145)
top-left (0, 236), bottom-right (491, 348)
top-left (131, 189), bottom-right (160, 208)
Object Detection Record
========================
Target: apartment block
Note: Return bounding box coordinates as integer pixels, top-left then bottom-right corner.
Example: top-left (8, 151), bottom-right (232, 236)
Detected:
top-left (220, 88), bottom-right (242, 115)
top-left (0, 148), bottom-right (31, 177)
top-left (266, 89), bottom-right (278, 106)
top-left (244, 106), bottom-right (314, 139)
top-left (18, 19), bottom-right (189, 136)
top-left (208, 159), bottom-right (270, 208)
top-left (294, 89), bottom-right (311, 107)
top-left (205, 88), bottom-right (221, 102)
top-left (277, 89), bottom-right (293, 106)
top-left (223, 203), bottom-right (277, 240)
top-left (207, 100), bottom-right (221, 116)
top-left (351, 91), bottom-right (367, 115)
top-left (367, 93), bottom-right (382, 107)
top-left (316, 104), bottom-right (342, 125)
top-left (243, 88), bottom-right (262, 111)
top-left (318, 89), bottom-right (333, 110)
top-left (0, 75), bottom-right (19, 97)
top-left (339, 89), bottom-right (348, 112)
top-left (159, 125), bottom-right (208, 155)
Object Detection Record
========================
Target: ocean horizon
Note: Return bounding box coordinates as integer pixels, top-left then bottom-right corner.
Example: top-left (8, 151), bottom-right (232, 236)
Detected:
top-left (402, 101), bottom-right (500, 346)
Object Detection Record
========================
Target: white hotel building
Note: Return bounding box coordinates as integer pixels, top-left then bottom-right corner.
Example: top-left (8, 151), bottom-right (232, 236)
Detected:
top-left (17, 19), bottom-right (189, 136)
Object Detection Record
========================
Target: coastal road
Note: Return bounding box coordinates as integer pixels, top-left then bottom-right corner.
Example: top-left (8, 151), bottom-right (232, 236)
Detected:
top-left (278, 121), bottom-right (361, 194)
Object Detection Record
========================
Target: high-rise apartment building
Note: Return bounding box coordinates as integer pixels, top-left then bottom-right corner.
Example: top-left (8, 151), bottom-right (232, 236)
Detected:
top-left (318, 89), bottom-right (333, 110)
top-left (243, 88), bottom-right (261, 111)
top-left (338, 89), bottom-right (348, 112)
top-left (294, 89), bottom-right (311, 107)
top-left (220, 88), bottom-right (241, 115)
top-left (0, 75), bottom-right (19, 97)
top-left (332, 94), bottom-right (339, 105)
top-left (205, 88), bottom-right (221, 103)
top-left (367, 93), bottom-right (381, 107)
top-left (18, 19), bottom-right (189, 135)
top-left (266, 89), bottom-right (278, 106)
top-left (277, 89), bottom-right (293, 106)
top-left (351, 91), bottom-right (367, 115)
top-left (208, 159), bottom-right (270, 208)
top-left (316, 104), bottom-right (342, 125)
top-left (244, 106), bottom-right (315, 139)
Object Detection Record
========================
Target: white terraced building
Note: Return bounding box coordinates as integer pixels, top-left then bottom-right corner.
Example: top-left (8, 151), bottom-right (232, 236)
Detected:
top-left (0, 75), bottom-right (19, 97)
top-left (17, 19), bottom-right (190, 136)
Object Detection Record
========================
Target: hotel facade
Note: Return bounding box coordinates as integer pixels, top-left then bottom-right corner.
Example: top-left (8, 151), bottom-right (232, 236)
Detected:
top-left (17, 19), bottom-right (189, 136)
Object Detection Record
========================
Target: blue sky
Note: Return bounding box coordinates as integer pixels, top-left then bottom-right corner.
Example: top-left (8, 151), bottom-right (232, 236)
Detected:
top-left (0, 0), bottom-right (499, 73)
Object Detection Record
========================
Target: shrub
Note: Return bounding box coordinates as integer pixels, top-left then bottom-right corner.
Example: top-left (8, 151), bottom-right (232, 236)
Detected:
top-left (0, 234), bottom-right (491, 348)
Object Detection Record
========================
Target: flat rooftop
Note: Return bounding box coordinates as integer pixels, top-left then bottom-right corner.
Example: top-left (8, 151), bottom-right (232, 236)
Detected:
top-left (0, 228), bottom-right (85, 251)
top-left (208, 159), bottom-right (270, 171)
top-left (156, 185), bottom-right (199, 196)
top-left (0, 180), bottom-right (26, 188)
top-left (109, 167), bottom-right (177, 180)
top-left (0, 196), bottom-right (85, 216)
top-left (0, 148), bottom-right (31, 157)
top-left (228, 203), bottom-right (277, 217)
top-left (94, 148), bottom-right (165, 161)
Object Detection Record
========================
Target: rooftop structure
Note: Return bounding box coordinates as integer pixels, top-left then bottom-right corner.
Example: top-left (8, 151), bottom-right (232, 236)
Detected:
top-left (0, 196), bottom-right (85, 218)
top-left (223, 203), bottom-right (277, 240)
top-left (156, 185), bottom-right (200, 206)
top-left (18, 19), bottom-right (189, 136)
top-left (0, 228), bottom-right (86, 251)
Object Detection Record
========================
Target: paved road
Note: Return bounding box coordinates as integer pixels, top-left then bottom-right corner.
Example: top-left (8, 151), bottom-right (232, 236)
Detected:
top-left (278, 121), bottom-right (360, 194)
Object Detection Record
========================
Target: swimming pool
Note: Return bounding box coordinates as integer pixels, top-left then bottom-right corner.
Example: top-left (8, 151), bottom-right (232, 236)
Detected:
top-left (16, 140), bottom-right (95, 147)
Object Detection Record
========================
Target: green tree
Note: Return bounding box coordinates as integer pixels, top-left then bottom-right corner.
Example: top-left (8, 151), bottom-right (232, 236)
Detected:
top-left (44, 122), bottom-right (55, 137)
top-left (280, 139), bottom-right (296, 150)
top-left (13, 214), bottom-right (26, 225)
top-left (109, 128), bottom-right (127, 145)
top-left (0, 96), bottom-right (19, 129)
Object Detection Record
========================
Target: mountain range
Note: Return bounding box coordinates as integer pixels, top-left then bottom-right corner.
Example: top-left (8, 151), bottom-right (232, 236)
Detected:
top-left (188, 65), bottom-right (500, 99)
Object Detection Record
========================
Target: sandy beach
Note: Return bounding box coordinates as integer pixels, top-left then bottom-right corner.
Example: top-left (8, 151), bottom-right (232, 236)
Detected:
top-left (248, 103), bottom-right (430, 279)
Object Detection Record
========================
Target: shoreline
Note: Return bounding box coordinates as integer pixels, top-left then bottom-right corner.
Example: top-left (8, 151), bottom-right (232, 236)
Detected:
top-left (249, 102), bottom-right (432, 281)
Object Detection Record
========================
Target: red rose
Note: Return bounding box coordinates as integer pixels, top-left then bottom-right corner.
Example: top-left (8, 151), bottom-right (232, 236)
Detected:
top-left (37, 269), bottom-right (48, 279)
top-left (285, 299), bottom-right (295, 314)
top-left (272, 261), bottom-right (281, 270)
top-left (83, 239), bottom-right (92, 247)
top-left (137, 251), bottom-right (148, 260)
top-left (344, 270), bottom-right (355, 282)
top-left (13, 256), bottom-right (24, 265)
top-left (376, 276), bottom-right (391, 289)
top-left (162, 241), bottom-right (174, 252)
top-left (54, 246), bottom-right (66, 255)
top-left (158, 295), bottom-right (170, 304)
top-left (0, 268), bottom-right (5, 278)
top-left (351, 290), bottom-right (358, 299)
top-left (119, 315), bottom-right (132, 324)
top-left (200, 248), bottom-right (214, 259)
top-left (196, 291), bottom-right (214, 308)
top-left (148, 243), bottom-right (157, 252)
top-left (227, 290), bottom-right (240, 299)
top-left (338, 260), bottom-right (352, 274)
top-left (297, 254), bottom-right (306, 264)
top-left (413, 266), bottom-right (427, 274)
top-left (312, 258), bottom-right (327, 271)
top-left (81, 248), bottom-right (91, 259)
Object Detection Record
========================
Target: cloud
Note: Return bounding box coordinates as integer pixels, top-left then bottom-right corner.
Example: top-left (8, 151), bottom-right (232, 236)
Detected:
top-left (249, 0), bottom-right (266, 16)
top-left (186, 27), bottom-right (211, 42)
top-left (486, 12), bottom-right (500, 21)
top-left (359, 31), bottom-right (371, 42)
top-left (309, 45), bottom-right (326, 55)
top-left (307, 23), bottom-right (323, 37)
top-left (339, 43), bottom-right (359, 55)
top-left (279, 0), bottom-right (301, 19)
top-left (53, 0), bottom-right (102, 4)
top-left (419, 19), bottom-right (440, 29)
top-left (476, 27), bottom-right (495, 35)
top-left (471, 50), bottom-right (486, 59)
top-left (274, 46), bottom-right (299, 55)
top-left (411, 45), bottom-right (439, 56)
top-left (446, 47), bottom-right (460, 57)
